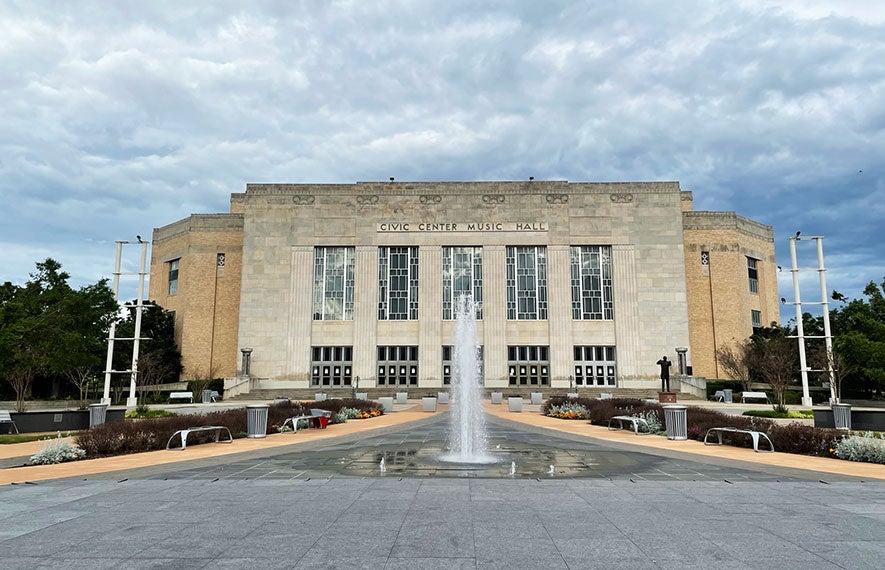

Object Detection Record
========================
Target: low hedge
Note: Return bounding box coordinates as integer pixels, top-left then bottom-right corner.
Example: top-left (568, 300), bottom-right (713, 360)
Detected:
top-left (76, 398), bottom-right (382, 458)
top-left (543, 396), bottom-right (842, 457)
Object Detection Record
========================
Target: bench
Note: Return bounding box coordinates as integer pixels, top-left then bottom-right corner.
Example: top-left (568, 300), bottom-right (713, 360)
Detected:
top-left (608, 415), bottom-right (651, 435)
top-left (704, 427), bottom-right (775, 453)
top-left (0, 410), bottom-right (19, 434)
top-left (169, 391), bottom-right (193, 403)
top-left (740, 391), bottom-right (769, 403)
top-left (713, 390), bottom-right (726, 402)
top-left (166, 425), bottom-right (233, 450)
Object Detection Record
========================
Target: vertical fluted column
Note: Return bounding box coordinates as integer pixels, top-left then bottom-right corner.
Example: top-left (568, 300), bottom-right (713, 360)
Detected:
top-left (483, 245), bottom-right (507, 386)
top-left (353, 246), bottom-right (379, 386)
top-left (288, 246), bottom-right (315, 382)
top-left (546, 245), bottom-right (573, 387)
top-left (612, 245), bottom-right (641, 381)
top-left (418, 246), bottom-right (442, 386)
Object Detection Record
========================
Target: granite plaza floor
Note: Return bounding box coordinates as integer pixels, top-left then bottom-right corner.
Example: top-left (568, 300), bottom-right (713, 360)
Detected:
top-left (2, 412), bottom-right (884, 569)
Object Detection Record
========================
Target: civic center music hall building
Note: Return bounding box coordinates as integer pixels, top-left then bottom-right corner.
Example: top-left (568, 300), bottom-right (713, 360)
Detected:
top-left (148, 181), bottom-right (779, 396)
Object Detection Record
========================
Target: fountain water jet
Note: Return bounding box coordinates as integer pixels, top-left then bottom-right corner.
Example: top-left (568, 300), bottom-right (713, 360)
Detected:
top-left (440, 295), bottom-right (496, 464)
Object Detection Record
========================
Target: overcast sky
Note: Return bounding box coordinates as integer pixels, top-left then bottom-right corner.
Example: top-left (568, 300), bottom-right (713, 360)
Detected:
top-left (1, 1), bottom-right (882, 322)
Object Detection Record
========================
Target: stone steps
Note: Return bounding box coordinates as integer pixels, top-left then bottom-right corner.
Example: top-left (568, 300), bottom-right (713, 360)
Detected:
top-left (226, 386), bottom-right (698, 401)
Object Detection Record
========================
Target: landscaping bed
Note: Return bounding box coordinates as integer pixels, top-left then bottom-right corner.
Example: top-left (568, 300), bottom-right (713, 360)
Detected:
top-left (75, 398), bottom-right (382, 458)
top-left (542, 396), bottom-right (849, 459)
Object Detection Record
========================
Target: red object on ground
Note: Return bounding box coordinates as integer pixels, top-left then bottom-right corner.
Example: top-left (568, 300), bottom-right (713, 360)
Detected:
top-left (311, 416), bottom-right (329, 429)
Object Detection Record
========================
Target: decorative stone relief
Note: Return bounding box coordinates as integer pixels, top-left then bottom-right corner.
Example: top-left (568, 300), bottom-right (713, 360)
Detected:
top-left (357, 195), bottom-right (379, 205)
top-left (610, 193), bottom-right (633, 203)
top-left (419, 194), bottom-right (442, 205)
top-left (545, 194), bottom-right (568, 204)
top-left (292, 195), bottom-right (315, 205)
top-left (482, 194), bottom-right (505, 204)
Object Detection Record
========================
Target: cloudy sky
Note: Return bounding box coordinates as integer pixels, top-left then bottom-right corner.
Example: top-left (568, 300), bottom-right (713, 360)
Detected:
top-left (1, 0), bottom-right (882, 322)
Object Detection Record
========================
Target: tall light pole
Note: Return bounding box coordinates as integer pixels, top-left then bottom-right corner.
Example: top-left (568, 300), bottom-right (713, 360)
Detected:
top-left (101, 238), bottom-right (149, 408)
top-left (786, 233), bottom-right (835, 407)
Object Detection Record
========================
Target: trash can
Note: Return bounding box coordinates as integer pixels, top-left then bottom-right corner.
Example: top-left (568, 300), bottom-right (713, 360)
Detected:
top-left (832, 403), bottom-right (851, 430)
top-left (722, 389), bottom-right (733, 404)
top-left (88, 403), bottom-right (109, 428)
top-left (246, 404), bottom-right (269, 438)
top-left (202, 390), bottom-right (214, 404)
top-left (663, 404), bottom-right (688, 440)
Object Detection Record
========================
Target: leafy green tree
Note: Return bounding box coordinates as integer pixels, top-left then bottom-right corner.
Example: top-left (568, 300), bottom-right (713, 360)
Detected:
top-left (0, 259), bottom-right (116, 411)
top-left (830, 279), bottom-right (885, 397)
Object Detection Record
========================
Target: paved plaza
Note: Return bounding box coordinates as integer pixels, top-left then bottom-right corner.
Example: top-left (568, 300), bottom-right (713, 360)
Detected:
top-left (1, 411), bottom-right (884, 569)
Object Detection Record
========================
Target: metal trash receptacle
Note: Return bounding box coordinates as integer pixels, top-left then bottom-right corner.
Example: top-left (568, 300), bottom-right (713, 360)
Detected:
top-left (722, 389), bottom-right (733, 404)
top-left (202, 390), bottom-right (213, 404)
top-left (89, 403), bottom-right (109, 428)
top-left (832, 403), bottom-right (851, 430)
top-left (663, 404), bottom-right (688, 440)
top-left (246, 404), bottom-right (269, 438)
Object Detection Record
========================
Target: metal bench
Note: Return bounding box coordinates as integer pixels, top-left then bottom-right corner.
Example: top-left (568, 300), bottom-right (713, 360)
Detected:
top-left (166, 425), bottom-right (233, 450)
top-left (169, 391), bottom-right (194, 403)
top-left (0, 410), bottom-right (19, 434)
top-left (280, 415), bottom-right (322, 432)
top-left (704, 427), bottom-right (775, 452)
top-left (608, 415), bottom-right (651, 435)
top-left (740, 391), bottom-right (769, 403)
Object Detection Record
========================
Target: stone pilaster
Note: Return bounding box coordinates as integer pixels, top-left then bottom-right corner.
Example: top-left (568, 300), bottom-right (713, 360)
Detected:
top-left (483, 245), bottom-right (507, 386)
top-left (287, 246), bottom-right (314, 382)
top-left (612, 245), bottom-right (641, 380)
top-left (353, 246), bottom-right (379, 386)
top-left (419, 246), bottom-right (442, 386)
top-left (547, 245), bottom-right (573, 386)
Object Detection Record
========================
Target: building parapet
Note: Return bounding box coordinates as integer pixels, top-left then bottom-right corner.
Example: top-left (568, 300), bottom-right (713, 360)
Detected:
top-left (153, 213), bottom-right (244, 243)
top-left (683, 211), bottom-right (773, 241)
top-left (243, 180), bottom-right (682, 198)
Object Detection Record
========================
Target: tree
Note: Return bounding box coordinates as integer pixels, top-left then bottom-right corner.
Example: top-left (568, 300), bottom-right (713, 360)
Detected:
top-left (830, 279), bottom-right (885, 397)
top-left (809, 343), bottom-right (853, 404)
top-left (758, 336), bottom-right (798, 412)
top-left (0, 259), bottom-right (117, 411)
top-left (715, 339), bottom-right (754, 391)
top-left (112, 302), bottom-right (182, 400)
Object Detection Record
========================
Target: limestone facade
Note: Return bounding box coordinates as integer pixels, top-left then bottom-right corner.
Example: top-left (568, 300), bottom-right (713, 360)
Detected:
top-left (148, 181), bottom-right (778, 389)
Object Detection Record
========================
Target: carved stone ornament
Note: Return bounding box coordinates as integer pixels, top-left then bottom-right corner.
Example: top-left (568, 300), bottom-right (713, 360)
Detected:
top-left (357, 195), bottom-right (380, 205)
top-left (482, 194), bottom-right (505, 204)
top-left (419, 194), bottom-right (442, 205)
top-left (545, 194), bottom-right (568, 204)
top-left (610, 193), bottom-right (633, 203)
top-left (292, 195), bottom-right (316, 205)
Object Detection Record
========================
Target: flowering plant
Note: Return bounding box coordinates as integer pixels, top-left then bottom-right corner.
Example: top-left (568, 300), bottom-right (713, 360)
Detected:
top-left (547, 402), bottom-right (590, 420)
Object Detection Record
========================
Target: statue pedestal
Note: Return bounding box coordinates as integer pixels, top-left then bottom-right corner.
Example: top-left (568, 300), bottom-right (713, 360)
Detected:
top-left (658, 391), bottom-right (677, 404)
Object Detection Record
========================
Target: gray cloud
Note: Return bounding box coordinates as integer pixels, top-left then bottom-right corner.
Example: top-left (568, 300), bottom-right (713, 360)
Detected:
top-left (1, 1), bottom-right (883, 316)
